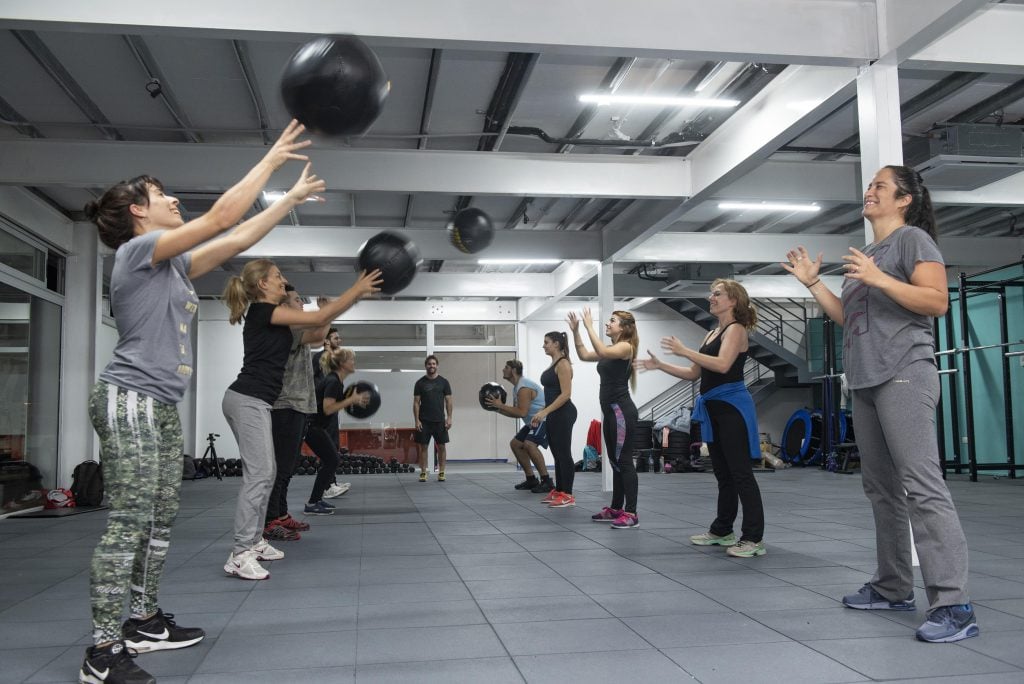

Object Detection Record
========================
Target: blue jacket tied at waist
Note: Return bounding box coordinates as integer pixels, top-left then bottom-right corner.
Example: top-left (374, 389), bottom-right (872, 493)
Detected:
top-left (691, 381), bottom-right (760, 460)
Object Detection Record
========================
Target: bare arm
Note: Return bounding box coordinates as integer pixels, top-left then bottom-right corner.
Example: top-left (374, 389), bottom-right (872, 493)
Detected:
top-left (270, 270), bottom-right (382, 329)
top-left (323, 390), bottom-right (369, 417)
top-left (188, 163), bottom-right (325, 279)
top-left (844, 248), bottom-right (948, 317)
top-left (488, 387), bottom-right (531, 418)
top-left (532, 361), bottom-right (572, 425)
top-left (635, 350), bottom-right (701, 382)
top-left (782, 246), bottom-right (844, 324)
top-left (154, 120), bottom-right (311, 265)
top-left (445, 394), bottom-right (454, 428)
top-left (581, 307), bottom-right (632, 360)
top-left (567, 311), bottom-right (599, 362)
top-left (661, 326), bottom-right (747, 375)
top-left (413, 396), bottom-right (421, 429)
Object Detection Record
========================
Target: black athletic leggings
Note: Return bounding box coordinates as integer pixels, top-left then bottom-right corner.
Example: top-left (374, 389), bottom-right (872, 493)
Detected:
top-left (266, 408), bottom-right (306, 522)
top-left (305, 424), bottom-right (340, 504)
top-left (546, 401), bottom-right (577, 494)
top-left (603, 399), bottom-right (638, 514)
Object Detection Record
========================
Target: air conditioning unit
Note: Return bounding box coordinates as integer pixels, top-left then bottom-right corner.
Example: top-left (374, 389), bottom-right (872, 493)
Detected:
top-left (905, 123), bottom-right (1024, 190)
top-left (661, 263), bottom-right (734, 293)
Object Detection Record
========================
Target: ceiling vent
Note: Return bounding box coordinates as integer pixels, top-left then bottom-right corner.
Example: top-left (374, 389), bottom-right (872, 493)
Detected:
top-left (660, 263), bottom-right (735, 293)
top-left (905, 123), bottom-right (1024, 190)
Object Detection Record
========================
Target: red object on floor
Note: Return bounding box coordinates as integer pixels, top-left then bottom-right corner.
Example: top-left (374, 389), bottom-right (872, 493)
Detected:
top-left (586, 419), bottom-right (602, 454)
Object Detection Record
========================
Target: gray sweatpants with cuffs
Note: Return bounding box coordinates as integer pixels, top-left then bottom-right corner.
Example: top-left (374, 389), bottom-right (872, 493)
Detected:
top-left (222, 389), bottom-right (277, 556)
top-left (853, 358), bottom-right (970, 610)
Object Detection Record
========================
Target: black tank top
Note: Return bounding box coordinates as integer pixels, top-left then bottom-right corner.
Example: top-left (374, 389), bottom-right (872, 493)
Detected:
top-left (698, 321), bottom-right (747, 394)
top-left (596, 357), bottom-right (631, 404)
top-left (540, 358), bottom-right (568, 407)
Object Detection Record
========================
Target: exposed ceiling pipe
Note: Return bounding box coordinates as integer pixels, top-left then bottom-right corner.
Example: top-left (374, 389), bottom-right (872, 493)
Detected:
top-left (231, 40), bottom-right (272, 145)
top-left (123, 35), bottom-right (202, 144)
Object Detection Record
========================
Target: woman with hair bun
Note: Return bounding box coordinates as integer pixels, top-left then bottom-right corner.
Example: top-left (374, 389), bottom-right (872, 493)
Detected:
top-left (783, 165), bottom-right (976, 643)
top-left (81, 121), bottom-right (318, 684)
top-left (638, 279), bottom-right (766, 557)
top-left (221, 261), bottom-right (381, 581)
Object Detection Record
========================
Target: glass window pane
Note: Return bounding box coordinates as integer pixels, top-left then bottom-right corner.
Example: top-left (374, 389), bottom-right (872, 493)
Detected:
top-left (0, 282), bottom-right (61, 501)
top-left (435, 323), bottom-right (515, 346)
top-left (0, 224), bottom-right (47, 282)
top-left (338, 323), bottom-right (425, 347)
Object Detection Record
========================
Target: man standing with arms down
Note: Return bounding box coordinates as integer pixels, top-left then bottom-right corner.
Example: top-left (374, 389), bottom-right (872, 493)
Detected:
top-left (487, 360), bottom-right (554, 493)
top-left (414, 355), bottom-right (453, 482)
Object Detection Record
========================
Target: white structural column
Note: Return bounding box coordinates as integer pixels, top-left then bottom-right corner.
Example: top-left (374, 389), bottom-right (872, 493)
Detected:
top-left (59, 222), bottom-right (99, 487)
top-left (597, 262), bottom-right (615, 493)
top-left (856, 61), bottom-right (903, 244)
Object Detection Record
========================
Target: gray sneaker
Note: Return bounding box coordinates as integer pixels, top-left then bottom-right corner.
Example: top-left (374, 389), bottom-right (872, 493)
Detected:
top-left (915, 604), bottom-right (979, 643)
top-left (842, 583), bottom-right (915, 611)
top-left (689, 531), bottom-right (737, 546)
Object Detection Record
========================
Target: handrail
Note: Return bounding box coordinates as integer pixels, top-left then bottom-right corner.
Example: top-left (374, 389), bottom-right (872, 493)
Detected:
top-left (641, 357), bottom-right (766, 422)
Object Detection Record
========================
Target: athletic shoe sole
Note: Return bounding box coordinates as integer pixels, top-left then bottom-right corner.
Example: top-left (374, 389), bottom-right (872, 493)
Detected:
top-left (843, 599), bottom-right (915, 610)
top-left (124, 635), bottom-right (204, 652)
top-left (224, 565), bottom-right (269, 581)
top-left (916, 623), bottom-right (979, 643)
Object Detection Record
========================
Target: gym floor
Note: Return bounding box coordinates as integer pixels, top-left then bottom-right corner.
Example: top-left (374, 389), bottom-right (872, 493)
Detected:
top-left (3, 466), bottom-right (1024, 683)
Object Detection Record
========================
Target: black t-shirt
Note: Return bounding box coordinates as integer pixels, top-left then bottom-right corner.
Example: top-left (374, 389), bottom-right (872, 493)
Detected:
top-left (228, 302), bottom-right (293, 405)
top-left (312, 349), bottom-right (325, 384)
top-left (414, 375), bottom-right (451, 422)
top-left (314, 373), bottom-right (346, 429)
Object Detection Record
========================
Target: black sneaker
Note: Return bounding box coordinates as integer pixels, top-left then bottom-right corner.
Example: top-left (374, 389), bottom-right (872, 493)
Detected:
top-left (514, 478), bottom-right (539, 490)
top-left (122, 609), bottom-right (205, 653)
top-left (79, 641), bottom-right (155, 684)
top-left (530, 478), bottom-right (554, 494)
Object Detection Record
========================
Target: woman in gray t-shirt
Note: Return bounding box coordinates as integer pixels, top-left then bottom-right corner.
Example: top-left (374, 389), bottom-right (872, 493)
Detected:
top-left (783, 165), bottom-right (977, 644)
top-left (81, 121), bottom-right (324, 683)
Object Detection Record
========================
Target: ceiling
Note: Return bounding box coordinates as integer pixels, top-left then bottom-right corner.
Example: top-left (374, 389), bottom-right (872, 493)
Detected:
top-left (1, 0), bottom-right (1023, 304)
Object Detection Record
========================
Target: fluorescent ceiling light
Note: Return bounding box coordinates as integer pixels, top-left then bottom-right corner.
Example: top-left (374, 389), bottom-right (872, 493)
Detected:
top-left (262, 190), bottom-right (319, 203)
top-left (578, 94), bottom-right (739, 108)
top-left (478, 258), bottom-right (562, 265)
top-left (718, 202), bottom-right (821, 213)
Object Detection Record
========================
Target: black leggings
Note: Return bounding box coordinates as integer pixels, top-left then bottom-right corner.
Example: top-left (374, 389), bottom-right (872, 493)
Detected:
top-left (706, 400), bottom-right (764, 542)
top-left (305, 424), bottom-right (340, 504)
top-left (547, 401), bottom-right (577, 494)
top-left (603, 399), bottom-right (638, 514)
top-left (266, 408), bottom-right (306, 523)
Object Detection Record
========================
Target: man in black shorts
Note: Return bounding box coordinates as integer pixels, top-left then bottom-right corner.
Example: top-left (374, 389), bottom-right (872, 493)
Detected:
top-left (413, 355), bottom-right (453, 482)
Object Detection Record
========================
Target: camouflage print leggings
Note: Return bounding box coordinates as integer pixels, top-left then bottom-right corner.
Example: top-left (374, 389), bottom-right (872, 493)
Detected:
top-left (88, 381), bottom-right (183, 644)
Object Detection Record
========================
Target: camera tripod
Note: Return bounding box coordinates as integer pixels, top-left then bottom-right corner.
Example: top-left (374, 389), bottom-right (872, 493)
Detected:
top-left (198, 432), bottom-right (223, 480)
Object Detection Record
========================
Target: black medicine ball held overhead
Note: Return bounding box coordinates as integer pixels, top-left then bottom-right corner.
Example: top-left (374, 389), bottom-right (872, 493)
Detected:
top-left (448, 207), bottom-right (494, 254)
top-left (478, 382), bottom-right (507, 411)
top-left (280, 34), bottom-right (390, 137)
top-left (344, 381), bottom-right (382, 419)
top-left (357, 231), bottom-right (421, 295)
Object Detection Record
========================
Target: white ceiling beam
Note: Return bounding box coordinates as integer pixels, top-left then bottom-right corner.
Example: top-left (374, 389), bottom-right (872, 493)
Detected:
top-left (905, 3), bottom-right (1024, 73)
top-left (1, 0), bottom-right (877, 65)
top-left (519, 261), bottom-right (599, 322)
top-left (875, 0), bottom-right (991, 64)
top-left (0, 140), bottom-right (689, 199)
top-left (235, 227), bottom-right (602, 260)
top-left (604, 65), bottom-right (860, 260)
top-left (930, 171), bottom-right (1024, 207)
top-left (192, 270), bottom-right (553, 299)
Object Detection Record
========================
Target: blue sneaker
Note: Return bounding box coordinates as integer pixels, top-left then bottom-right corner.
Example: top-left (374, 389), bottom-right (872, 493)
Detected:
top-left (842, 583), bottom-right (915, 611)
top-left (318, 500), bottom-right (335, 509)
top-left (303, 501), bottom-right (334, 515)
top-left (916, 604), bottom-right (979, 643)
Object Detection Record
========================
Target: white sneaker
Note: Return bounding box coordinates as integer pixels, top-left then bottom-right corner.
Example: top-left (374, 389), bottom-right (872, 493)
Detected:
top-left (324, 482), bottom-right (350, 498)
top-left (251, 539), bottom-right (284, 561)
top-left (224, 550), bottom-right (269, 580)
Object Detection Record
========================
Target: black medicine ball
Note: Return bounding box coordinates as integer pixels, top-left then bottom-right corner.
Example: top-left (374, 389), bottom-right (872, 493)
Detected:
top-left (448, 208), bottom-right (494, 254)
top-left (280, 35), bottom-right (390, 137)
top-left (344, 381), bottom-right (382, 419)
top-left (357, 231), bottom-right (421, 295)
top-left (478, 382), bottom-right (507, 411)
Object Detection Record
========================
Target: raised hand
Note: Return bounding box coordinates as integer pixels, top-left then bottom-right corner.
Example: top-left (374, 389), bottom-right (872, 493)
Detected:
top-left (581, 307), bottom-right (594, 329)
top-left (263, 119), bottom-right (312, 170)
top-left (842, 247), bottom-right (882, 286)
top-left (781, 246), bottom-right (823, 286)
top-left (286, 163), bottom-right (326, 203)
top-left (351, 269), bottom-right (384, 299)
top-left (566, 311), bottom-right (580, 331)
top-left (634, 350), bottom-right (661, 372)
top-left (660, 335), bottom-right (687, 357)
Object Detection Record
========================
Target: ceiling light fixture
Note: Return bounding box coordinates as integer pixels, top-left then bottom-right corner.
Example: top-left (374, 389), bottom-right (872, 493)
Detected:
top-left (579, 94), bottom-right (739, 108)
top-left (263, 190), bottom-right (319, 203)
top-left (718, 202), bottom-right (821, 212)
top-left (477, 258), bottom-right (562, 265)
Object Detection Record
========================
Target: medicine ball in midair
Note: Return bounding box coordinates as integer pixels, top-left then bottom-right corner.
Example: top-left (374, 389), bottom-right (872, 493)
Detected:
top-left (357, 231), bottom-right (421, 295)
top-left (280, 35), bottom-right (390, 137)
top-left (448, 207), bottom-right (495, 254)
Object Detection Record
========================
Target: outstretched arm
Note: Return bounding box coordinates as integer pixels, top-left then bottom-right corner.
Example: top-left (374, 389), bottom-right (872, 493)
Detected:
top-left (581, 307), bottom-right (632, 360)
top-left (782, 246), bottom-right (844, 325)
top-left (154, 120), bottom-right (311, 265)
top-left (567, 311), bottom-right (599, 362)
top-left (188, 163), bottom-right (325, 279)
top-left (635, 350), bottom-right (700, 382)
top-left (270, 270), bottom-right (382, 329)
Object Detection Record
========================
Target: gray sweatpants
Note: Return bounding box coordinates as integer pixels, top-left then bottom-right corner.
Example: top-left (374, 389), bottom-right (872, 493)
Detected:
top-left (222, 389), bottom-right (276, 556)
top-left (853, 358), bottom-right (970, 610)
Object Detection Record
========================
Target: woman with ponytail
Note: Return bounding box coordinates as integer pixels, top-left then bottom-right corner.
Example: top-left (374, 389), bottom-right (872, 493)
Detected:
top-left (570, 308), bottom-right (641, 528)
top-left (221, 261), bottom-right (381, 581)
top-left (783, 165), bottom-right (976, 644)
top-left (530, 331), bottom-right (576, 506)
top-left (80, 121), bottom-right (319, 684)
top-left (638, 279), bottom-right (766, 558)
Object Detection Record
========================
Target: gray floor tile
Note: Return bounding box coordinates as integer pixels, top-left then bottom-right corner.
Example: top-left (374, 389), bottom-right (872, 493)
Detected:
top-left (465, 576), bottom-right (581, 600)
top-left (195, 630), bottom-right (358, 672)
top-left (568, 572), bottom-right (687, 595)
top-left (355, 656), bottom-right (523, 683)
top-left (0, 646), bottom-right (67, 683)
top-left (591, 589), bottom-right (731, 618)
top-left (188, 667), bottom-right (355, 683)
top-left (227, 605), bottom-right (357, 635)
top-left (356, 599), bottom-right (485, 629)
top-left (663, 640), bottom-right (869, 683)
top-left (626, 611), bottom-right (791, 647)
top-left (698, 584), bottom-right (842, 612)
top-left (805, 635), bottom-right (1018, 680)
top-left (356, 624), bottom-right (506, 664)
top-left (514, 649), bottom-right (688, 683)
top-left (746, 606), bottom-right (914, 640)
top-left (492, 617), bottom-right (649, 655)
top-left (358, 580), bottom-right (471, 605)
